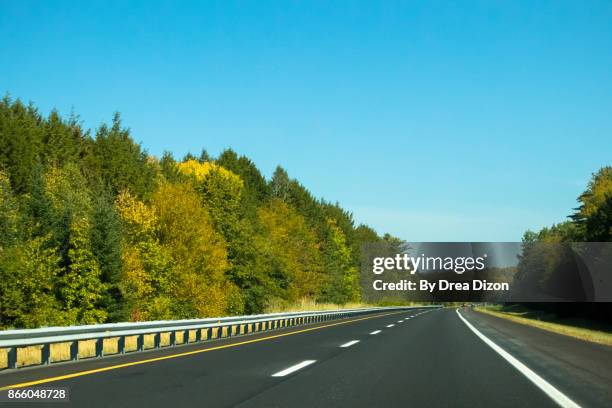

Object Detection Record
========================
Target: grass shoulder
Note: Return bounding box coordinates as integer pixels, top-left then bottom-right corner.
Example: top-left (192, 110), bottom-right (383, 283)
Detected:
top-left (474, 304), bottom-right (612, 346)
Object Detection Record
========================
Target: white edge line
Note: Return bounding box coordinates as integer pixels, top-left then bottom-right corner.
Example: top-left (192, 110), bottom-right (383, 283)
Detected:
top-left (340, 340), bottom-right (360, 348)
top-left (455, 309), bottom-right (581, 408)
top-left (272, 360), bottom-right (317, 377)
top-left (370, 330), bottom-right (381, 335)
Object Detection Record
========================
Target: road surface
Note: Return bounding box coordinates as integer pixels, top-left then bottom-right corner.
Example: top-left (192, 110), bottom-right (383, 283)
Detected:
top-left (1, 308), bottom-right (610, 407)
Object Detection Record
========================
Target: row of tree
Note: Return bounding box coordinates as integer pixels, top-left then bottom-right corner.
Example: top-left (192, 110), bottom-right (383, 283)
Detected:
top-left (0, 96), bottom-right (391, 328)
top-left (514, 166), bottom-right (612, 320)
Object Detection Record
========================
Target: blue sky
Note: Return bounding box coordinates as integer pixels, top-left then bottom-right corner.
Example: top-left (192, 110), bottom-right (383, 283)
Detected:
top-left (1, 1), bottom-right (611, 241)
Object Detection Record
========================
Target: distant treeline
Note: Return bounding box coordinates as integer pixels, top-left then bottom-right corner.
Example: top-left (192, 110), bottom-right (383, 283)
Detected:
top-left (514, 166), bottom-right (612, 321)
top-left (0, 96), bottom-right (396, 328)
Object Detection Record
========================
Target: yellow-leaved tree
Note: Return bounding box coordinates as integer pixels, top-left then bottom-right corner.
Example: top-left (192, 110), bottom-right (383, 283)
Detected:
top-left (115, 190), bottom-right (173, 321)
top-left (152, 181), bottom-right (242, 317)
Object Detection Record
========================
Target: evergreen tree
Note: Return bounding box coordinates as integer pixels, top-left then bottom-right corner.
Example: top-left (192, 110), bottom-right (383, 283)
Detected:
top-left (86, 113), bottom-right (155, 198)
top-left (0, 97), bottom-right (43, 194)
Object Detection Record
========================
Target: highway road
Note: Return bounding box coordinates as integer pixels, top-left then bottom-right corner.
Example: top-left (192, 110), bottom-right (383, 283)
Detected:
top-left (1, 307), bottom-right (611, 407)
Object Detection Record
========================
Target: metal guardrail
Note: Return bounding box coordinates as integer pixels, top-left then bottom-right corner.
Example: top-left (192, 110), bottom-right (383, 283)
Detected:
top-left (0, 306), bottom-right (441, 370)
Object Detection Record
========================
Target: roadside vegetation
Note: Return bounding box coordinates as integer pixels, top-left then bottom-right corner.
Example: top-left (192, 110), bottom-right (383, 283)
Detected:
top-left (0, 96), bottom-right (401, 330)
top-left (475, 304), bottom-right (612, 346)
top-left (509, 166), bottom-right (612, 323)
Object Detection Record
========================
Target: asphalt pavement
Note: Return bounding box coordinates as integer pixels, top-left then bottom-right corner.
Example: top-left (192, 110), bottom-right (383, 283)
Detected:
top-left (1, 307), bottom-right (610, 407)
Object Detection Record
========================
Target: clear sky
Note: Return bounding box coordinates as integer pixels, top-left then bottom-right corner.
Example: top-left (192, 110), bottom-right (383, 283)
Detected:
top-left (1, 1), bottom-right (611, 241)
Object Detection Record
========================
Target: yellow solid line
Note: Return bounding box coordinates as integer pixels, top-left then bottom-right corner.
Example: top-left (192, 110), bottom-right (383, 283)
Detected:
top-left (0, 311), bottom-right (402, 390)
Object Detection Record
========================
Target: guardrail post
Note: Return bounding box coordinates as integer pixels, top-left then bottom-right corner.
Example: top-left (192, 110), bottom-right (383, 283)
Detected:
top-left (41, 343), bottom-right (51, 365)
top-left (169, 331), bottom-right (176, 346)
top-left (8, 347), bottom-right (17, 369)
top-left (118, 336), bottom-right (125, 354)
top-left (137, 335), bottom-right (144, 352)
top-left (95, 338), bottom-right (104, 358)
top-left (195, 329), bottom-right (202, 342)
top-left (154, 333), bottom-right (161, 348)
top-left (70, 341), bottom-right (79, 361)
top-left (183, 330), bottom-right (189, 344)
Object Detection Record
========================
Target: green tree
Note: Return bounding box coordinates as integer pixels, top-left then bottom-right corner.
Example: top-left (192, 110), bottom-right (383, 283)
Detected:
top-left (60, 217), bottom-right (108, 324)
top-left (86, 113), bottom-right (156, 198)
top-left (571, 166), bottom-right (612, 241)
top-left (0, 236), bottom-right (64, 328)
top-left (320, 218), bottom-right (360, 304)
top-left (0, 171), bottom-right (20, 248)
top-left (0, 97), bottom-right (43, 194)
top-left (90, 191), bottom-right (124, 321)
top-left (41, 110), bottom-right (84, 166)
top-left (257, 199), bottom-right (325, 303)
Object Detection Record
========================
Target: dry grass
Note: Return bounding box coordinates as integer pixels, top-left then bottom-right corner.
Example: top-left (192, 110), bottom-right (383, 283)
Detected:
top-left (0, 329), bottom-right (202, 370)
top-left (264, 298), bottom-right (374, 313)
top-left (264, 297), bottom-right (425, 313)
top-left (475, 306), bottom-right (612, 346)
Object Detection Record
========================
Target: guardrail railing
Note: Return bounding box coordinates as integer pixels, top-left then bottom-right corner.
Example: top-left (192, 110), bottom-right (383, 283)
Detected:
top-left (0, 305), bottom-right (441, 370)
